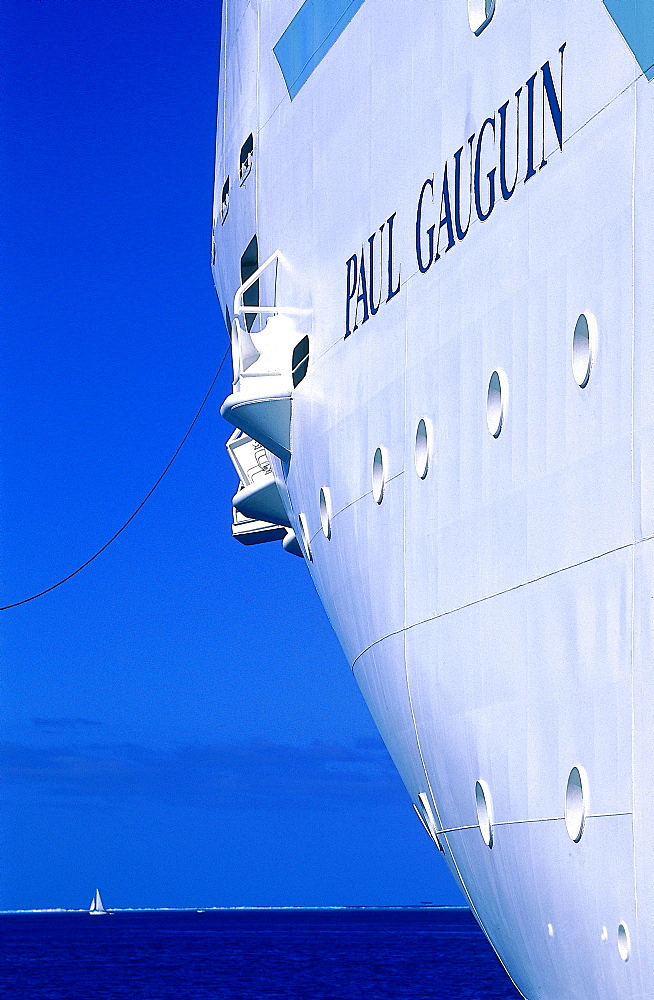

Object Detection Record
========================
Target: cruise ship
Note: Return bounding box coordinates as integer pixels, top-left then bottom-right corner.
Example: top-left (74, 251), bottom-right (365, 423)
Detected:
top-left (211, 2), bottom-right (654, 996)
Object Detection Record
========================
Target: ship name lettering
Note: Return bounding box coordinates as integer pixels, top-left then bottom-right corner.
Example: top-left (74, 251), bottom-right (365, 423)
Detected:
top-left (415, 43), bottom-right (566, 273)
top-left (345, 212), bottom-right (400, 338)
top-left (344, 45), bottom-right (565, 338)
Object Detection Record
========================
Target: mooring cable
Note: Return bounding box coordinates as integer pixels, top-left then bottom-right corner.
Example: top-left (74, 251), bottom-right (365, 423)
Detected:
top-left (0, 346), bottom-right (230, 611)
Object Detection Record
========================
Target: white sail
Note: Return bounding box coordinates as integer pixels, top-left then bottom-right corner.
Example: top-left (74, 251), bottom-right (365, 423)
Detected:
top-left (89, 888), bottom-right (106, 914)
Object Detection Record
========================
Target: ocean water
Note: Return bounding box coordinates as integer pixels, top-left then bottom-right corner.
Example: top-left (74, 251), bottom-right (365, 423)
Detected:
top-left (0, 908), bottom-right (522, 999)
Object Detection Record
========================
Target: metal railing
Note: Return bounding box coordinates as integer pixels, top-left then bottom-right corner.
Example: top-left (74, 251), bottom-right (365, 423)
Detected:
top-left (233, 251), bottom-right (310, 320)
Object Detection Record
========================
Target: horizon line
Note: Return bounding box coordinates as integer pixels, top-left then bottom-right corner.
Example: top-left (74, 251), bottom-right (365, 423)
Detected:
top-left (0, 904), bottom-right (471, 915)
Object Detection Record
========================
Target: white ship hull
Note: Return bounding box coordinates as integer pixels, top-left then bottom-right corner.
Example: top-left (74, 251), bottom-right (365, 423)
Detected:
top-left (212, 3), bottom-right (654, 996)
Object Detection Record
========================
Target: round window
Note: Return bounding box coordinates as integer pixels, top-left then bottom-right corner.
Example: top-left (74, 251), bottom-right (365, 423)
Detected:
top-left (468, 0), bottom-right (495, 34)
top-left (617, 922), bottom-right (631, 962)
top-left (486, 369), bottom-right (508, 438)
top-left (572, 312), bottom-right (597, 388)
top-left (319, 487), bottom-right (332, 539)
top-left (372, 447), bottom-right (387, 504)
top-left (564, 765), bottom-right (589, 843)
top-left (475, 779), bottom-right (494, 848)
top-left (298, 512), bottom-right (313, 562)
top-left (414, 418), bottom-right (432, 479)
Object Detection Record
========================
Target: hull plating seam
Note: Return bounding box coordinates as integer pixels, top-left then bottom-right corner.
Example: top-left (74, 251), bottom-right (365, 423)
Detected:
top-left (350, 536), bottom-right (643, 669)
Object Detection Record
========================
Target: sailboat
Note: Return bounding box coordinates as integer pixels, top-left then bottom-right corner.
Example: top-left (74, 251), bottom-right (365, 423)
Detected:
top-left (88, 888), bottom-right (107, 915)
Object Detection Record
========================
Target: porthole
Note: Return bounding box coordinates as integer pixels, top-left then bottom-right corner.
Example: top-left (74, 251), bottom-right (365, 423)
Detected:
top-left (414, 792), bottom-right (444, 852)
top-left (572, 312), bottom-right (597, 388)
top-left (468, 0), bottom-right (495, 35)
top-left (319, 487), bottom-right (332, 539)
top-left (220, 177), bottom-right (230, 223)
top-left (239, 133), bottom-right (254, 183)
top-left (486, 369), bottom-right (508, 438)
top-left (372, 447), bottom-right (387, 504)
top-left (414, 418), bottom-right (432, 479)
top-left (298, 512), bottom-right (312, 562)
top-left (292, 336), bottom-right (310, 387)
top-left (475, 779), bottom-right (494, 848)
top-left (564, 765), bottom-right (589, 843)
top-left (547, 924), bottom-right (554, 938)
top-left (617, 922), bottom-right (631, 962)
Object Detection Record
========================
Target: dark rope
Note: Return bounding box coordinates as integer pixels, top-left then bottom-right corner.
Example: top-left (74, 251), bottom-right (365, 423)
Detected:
top-left (0, 347), bottom-right (230, 611)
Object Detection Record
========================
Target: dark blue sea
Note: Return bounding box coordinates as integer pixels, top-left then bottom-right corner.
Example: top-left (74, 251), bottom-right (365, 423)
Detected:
top-left (0, 908), bottom-right (521, 999)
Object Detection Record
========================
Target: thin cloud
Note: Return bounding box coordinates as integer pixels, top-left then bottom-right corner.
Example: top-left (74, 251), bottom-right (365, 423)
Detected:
top-left (0, 737), bottom-right (407, 809)
top-left (32, 718), bottom-right (104, 729)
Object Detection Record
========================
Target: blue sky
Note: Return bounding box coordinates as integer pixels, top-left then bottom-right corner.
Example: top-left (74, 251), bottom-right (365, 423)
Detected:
top-left (0, 0), bottom-right (463, 911)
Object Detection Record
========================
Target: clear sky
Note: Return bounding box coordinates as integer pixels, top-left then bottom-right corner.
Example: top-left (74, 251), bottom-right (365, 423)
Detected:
top-left (0, 0), bottom-right (463, 911)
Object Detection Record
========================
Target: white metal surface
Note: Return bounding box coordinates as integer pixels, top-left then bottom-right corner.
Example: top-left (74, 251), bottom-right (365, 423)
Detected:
top-left (213, 2), bottom-right (654, 996)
